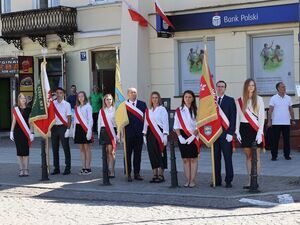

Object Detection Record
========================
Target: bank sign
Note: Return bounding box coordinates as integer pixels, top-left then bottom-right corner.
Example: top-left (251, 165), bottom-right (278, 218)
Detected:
top-left (157, 3), bottom-right (298, 31)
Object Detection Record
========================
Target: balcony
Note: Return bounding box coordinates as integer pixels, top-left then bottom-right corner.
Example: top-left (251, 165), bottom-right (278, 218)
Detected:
top-left (0, 6), bottom-right (77, 50)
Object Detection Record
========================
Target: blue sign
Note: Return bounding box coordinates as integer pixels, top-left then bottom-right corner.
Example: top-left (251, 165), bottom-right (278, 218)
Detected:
top-left (80, 51), bottom-right (87, 61)
top-left (157, 3), bottom-right (298, 32)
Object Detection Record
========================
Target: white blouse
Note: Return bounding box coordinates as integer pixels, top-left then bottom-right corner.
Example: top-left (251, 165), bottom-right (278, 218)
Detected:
top-left (173, 105), bottom-right (197, 133)
top-left (143, 105), bottom-right (169, 135)
top-left (236, 96), bottom-right (265, 133)
top-left (74, 103), bottom-right (93, 131)
top-left (98, 106), bottom-right (116, 128)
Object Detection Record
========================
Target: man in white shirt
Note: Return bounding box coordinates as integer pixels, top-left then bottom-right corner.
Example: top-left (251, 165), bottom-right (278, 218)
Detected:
top-left (268, 82), bottom-right (295, 161)
top-left (51, 87), bottom-right (72, 175)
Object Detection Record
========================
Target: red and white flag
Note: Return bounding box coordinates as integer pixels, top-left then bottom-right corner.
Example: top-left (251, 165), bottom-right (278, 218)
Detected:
top-left (124, 0), bottom-right (148, 27)
top-left (155, 0), bottom-right (175, 30)
top-left (29, 61), bottom-right (55, 137)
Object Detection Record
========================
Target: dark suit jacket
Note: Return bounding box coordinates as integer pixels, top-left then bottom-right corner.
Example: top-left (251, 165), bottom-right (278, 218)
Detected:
top-left (125, 99), bottom-right (147, 138)
top-left (219, 95), bottom-right (236, 136)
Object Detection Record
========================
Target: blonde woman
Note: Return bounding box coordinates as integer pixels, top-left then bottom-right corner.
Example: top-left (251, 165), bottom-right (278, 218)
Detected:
top-left (143, 91), bottom-right (169, 183)
top-left (74, 91), bottom-right (93, 175)
top-left (235, 78), bottom-right (265, 189)
top-left (10, 93), bottom-right (34, 177)
top-left (98, 94), bottom-right (117, 178)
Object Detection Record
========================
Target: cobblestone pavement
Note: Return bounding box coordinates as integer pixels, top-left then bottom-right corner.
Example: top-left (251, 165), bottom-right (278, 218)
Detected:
top-left (0, 187), bottom-right (300, 225)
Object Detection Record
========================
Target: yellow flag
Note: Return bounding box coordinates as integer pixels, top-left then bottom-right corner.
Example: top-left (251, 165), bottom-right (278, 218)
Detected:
top-left (115, 60), bottom-right (129, 133)
top-left (196, 48), bottom-right (218, 128)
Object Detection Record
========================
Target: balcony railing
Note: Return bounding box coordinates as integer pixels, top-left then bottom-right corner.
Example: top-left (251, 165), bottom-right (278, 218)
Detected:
top-left (0, 6), bottom-right (77, 49)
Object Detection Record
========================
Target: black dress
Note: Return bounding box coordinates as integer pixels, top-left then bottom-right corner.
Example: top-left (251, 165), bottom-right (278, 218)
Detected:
top-left (178, 129), bottom-right (199, 158)
top-left (146, 127), bottom-right (167, 170)
top-left (14, 107), bottom-right (31, 156)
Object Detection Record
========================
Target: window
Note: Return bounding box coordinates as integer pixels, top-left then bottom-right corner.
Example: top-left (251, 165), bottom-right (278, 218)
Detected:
top-left (251, 34), bottom-right (294, 95)
top-left (33, 0), bottom-right (48, 9)
top-left (177, 39), bottom-right (215, 95)
top-left (49, 0), bottom-right (60, 7)
top-left (1, 0), bottom-right (11, 13)
top-left (90, 0), bottom-right (115, 4)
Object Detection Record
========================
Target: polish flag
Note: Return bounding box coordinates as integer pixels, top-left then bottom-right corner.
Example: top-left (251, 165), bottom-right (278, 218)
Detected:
top-left (155, 0), bottom-right (175, 30)
top-left (124, 0), bottom-right (148, 27)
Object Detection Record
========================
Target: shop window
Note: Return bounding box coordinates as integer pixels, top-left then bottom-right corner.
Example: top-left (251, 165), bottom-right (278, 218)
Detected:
top-left (251, 34), bottom-right (294, 95)
top-left (177, 39), bottom-right (215, 95)
top-left (1, 0), bottom-right (11, 13)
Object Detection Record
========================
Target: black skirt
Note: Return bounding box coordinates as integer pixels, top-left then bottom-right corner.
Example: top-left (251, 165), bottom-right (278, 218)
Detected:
top-left (99, 127), bottom-right (117, 145)
top-left (14, 131), bottom-right (29, 156)
top-left (74, 124), bottom-right (93, 144)
top-left (178, 130), bottom-right (199, 158)
top-left (239, 122), bottom-right (263, 148)
top-left (146, 127), bottom-right (167, 170)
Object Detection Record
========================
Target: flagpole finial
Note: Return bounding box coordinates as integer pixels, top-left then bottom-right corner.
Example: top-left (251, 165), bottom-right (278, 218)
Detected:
top-left (41, 48), bottom-right (48, 63)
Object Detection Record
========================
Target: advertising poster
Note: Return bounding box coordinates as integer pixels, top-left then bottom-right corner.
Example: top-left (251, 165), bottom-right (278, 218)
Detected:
top-left (19, 74), bottom-right (34, 92)
top-left (0, 58), bottom-right (18, 75)
top-left (179, 40), bottom-right (215, 95)
top-left (252, 34), bottom-right (294, 95)
top-left (18, 56), bottom-right (33, 74)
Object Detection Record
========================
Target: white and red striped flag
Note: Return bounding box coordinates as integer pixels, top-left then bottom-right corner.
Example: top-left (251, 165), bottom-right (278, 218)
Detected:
top-left (124, 0), bottom-right (148, 27)
top-left (155, 0), bottom-right (175, 30)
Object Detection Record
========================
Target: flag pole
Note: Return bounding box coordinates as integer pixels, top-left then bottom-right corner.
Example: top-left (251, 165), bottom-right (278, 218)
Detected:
top-left (211, 144), bottom-right (216, 188)
top-left (123, 128), bottom-right (129, 176)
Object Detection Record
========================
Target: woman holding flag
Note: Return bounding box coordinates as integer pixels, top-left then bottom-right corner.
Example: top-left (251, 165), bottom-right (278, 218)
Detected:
top-left (235, 78), bottom-right (265, 189)
top-left (74, 91), bottom-right (93, 175)
top-left (143, 91), bottom-right (169, 183)
top-left (173, 90), bottom-right (200, 188)
top-left (10, 93), bottom-right (34, 177)
top-left (98, 94), bottom-right (118, 178)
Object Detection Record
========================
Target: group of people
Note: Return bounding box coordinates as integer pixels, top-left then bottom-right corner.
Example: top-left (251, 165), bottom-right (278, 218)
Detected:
top-left (10, 79), bottom-right (296, 189)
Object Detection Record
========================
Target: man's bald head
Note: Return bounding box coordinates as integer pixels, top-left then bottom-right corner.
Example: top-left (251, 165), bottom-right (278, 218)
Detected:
top-left (127, 87), bottom-right (137, 101)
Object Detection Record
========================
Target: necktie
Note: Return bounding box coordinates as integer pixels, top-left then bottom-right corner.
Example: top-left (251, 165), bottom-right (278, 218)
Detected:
top-left (218, 97), bottom-right (221, 106)
top-left (132, 102), bottom-right (135, 106)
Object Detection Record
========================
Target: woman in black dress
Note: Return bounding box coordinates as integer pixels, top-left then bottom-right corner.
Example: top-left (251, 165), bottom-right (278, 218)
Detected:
top-left (235, 79), bottom-right (265, 188)
top-left (74, 91), bottom-right (93, 175)
top-left (10, 93), bottom-right (34, 177)
top-left (143, 91), bottom-right (169, 183)
top-left (98, 94), bottom-right (117, 178)
top-left (173, 90), bottom-right (200, 187)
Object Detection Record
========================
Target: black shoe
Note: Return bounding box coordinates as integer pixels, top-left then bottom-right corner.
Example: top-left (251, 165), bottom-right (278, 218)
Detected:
top-left (225, 183), bottom-right (232, 188)
top-left (243, 185), bottom-right (250, 189)
top-left (210, 183), bottom-right (222, 187)
top-left (63, 170), bottom-right (71, 175)
top-left (134, 174), bottom-right (143, 181)
top-left (128, 175), bottom-right (133, 182)
top-left (271, 157), bottom-right (277, 161)
top-left (51, 170), bottom-right (60, 175)
top-left (285, 156), bottom-right (292, 160)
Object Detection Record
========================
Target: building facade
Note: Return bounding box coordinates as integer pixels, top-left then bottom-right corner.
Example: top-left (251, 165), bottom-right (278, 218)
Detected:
top-left (0, 0), bottom-right (299, 131)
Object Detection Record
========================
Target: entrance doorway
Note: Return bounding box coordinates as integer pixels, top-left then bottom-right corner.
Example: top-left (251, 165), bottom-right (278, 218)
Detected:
top-left (0, 78), bottom-right (11, 130)
top-left (92, 51), bottom-right (116, 97)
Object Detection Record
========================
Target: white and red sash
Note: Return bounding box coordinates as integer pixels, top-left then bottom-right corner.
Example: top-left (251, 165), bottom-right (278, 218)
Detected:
top-left (237, 98), bottom-right (264, 146)
top-left (75, 106), bottom-right (93, 141)
top-left (145, 108), bottom-right (165, 153)
top-left (53, 103), bottom-right (68, 127)
top-left (175, 108), bottom-right (200, 152)
top-left (12, 107), bottom-right (32, 147)
top-left (100, 109), bottom-right (117, 151)
top-left (217, 105), bottom-right (235, 149)
top-left (125, 101), bottom-right (144, 122)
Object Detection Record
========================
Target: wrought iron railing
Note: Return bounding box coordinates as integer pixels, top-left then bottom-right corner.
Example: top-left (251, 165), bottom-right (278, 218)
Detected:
top-left (0, 6), bottom-right (77, 49)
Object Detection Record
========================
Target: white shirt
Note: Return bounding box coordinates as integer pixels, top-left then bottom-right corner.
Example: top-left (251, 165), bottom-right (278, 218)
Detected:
top-left (236, 96), bottom-right (265, 133)
top-left (98, 106), bottom-right (116, 128)
top-left (74, 103), bottom-right (93, 130)
top-left (143, 105), bottom-right (169, 135)
top-left (54, 99), bottom-right (72, 125)
top-left (173, 105), bottom-right (197, 133)
top-left (269, 94), bottom-right (292, 125)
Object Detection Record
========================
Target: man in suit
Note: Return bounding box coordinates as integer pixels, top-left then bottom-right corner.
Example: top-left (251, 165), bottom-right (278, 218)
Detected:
top-left (213, 80), bottom-right (236, 188)
top-left (125, 87), bottom-right (147, 182)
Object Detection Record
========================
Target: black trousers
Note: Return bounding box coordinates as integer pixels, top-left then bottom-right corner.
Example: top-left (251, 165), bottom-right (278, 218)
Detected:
top-left (51, 125), bottom-right (71, 171)
top-left (271, 125), bottom-right (291, 158)
top-left (213, 133), bottom-right (233, 184)
top-left (92, 113), bottom-right (98, 133)
top-left (125, 136), bottom-right (143, 175)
